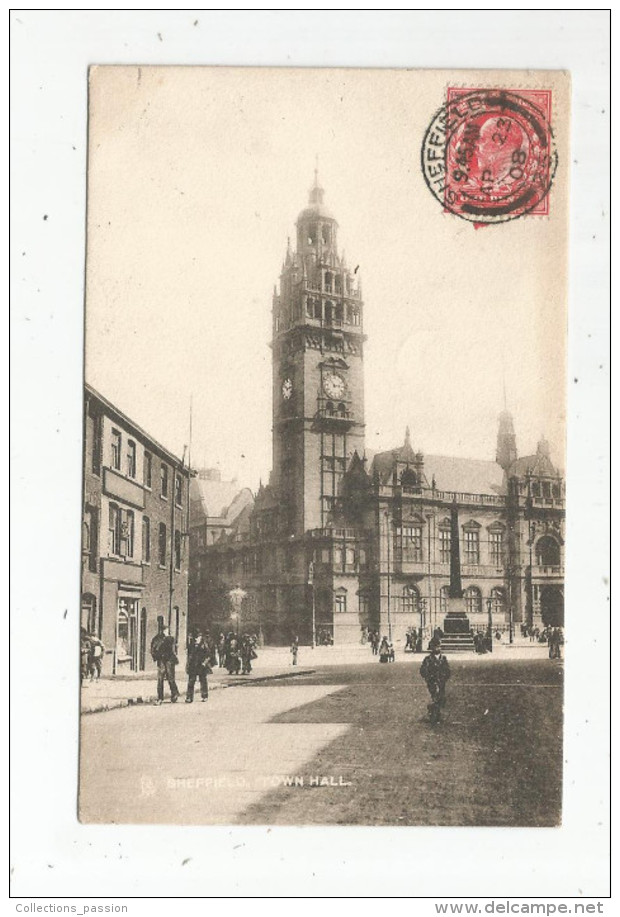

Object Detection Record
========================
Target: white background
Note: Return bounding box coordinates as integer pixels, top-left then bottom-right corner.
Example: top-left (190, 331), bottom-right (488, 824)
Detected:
top-left (10, 10), bottom-right (610, 902)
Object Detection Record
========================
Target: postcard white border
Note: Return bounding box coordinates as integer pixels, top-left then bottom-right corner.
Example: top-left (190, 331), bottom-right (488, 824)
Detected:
top-left (10, 9), bottom-right (610, 900)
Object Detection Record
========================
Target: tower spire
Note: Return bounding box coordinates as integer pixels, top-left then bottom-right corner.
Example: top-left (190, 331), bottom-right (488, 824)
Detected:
top-left (308, 157), bottom-right (324, 207)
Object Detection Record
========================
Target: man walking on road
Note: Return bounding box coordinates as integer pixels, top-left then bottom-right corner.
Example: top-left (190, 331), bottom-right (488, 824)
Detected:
top-left (185, 628), bottom-right (211, 702)
top-left (420, 638), bottom-right (451, 724)
top-left (151, 624), bottom-right (180, 705)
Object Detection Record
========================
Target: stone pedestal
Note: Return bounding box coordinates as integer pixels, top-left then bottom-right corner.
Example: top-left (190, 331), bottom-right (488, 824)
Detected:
top-left (441, 596), bottom-right (475, 653)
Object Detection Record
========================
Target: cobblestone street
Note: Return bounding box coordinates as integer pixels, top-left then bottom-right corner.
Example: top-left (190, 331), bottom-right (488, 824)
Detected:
top-left (80, 653), bottom-right (562, 826)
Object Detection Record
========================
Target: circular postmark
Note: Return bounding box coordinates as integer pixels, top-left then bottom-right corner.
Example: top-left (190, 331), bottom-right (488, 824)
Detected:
top-left (421, 89), bottom-right (557, 224)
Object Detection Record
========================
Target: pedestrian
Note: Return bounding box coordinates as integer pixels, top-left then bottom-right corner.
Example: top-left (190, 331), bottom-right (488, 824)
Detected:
top-left (240, 634), bottom-right (255, 674)
top-left (80, 627), bottom-right (91, 684)
top-left (379, 636), bottom-right (390, 663)
top-left (217, 633), bottom-right (226, 668)
top-left (420, 638), bottom-right (451, 724)
top-left (88, 634), bottom-right (105, 680)
top-left (151, 625), bottom-right (180, 705)
top-left (549, 627), bottom-right (564, 659)
top-left (185, 628), bottom-right (211, 703)
top-left (226, 635), bottom-right (241, 675)
top-left (290, 638), bottom-right (299, 666)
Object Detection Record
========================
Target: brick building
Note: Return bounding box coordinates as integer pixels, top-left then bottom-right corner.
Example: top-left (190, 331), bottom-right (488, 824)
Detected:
top-left (189, 175), bottom-right (565, 644)
top-left (81, 384), bottom-right (190, 673)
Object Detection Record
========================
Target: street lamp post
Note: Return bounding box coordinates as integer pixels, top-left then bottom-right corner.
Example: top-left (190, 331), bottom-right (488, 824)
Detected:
top-left (420, 598), bottom-right (427, 638)
top-left (308, 561), bottom-right (316, 648)
top-left (384, 510), bottom-right (392, 641)
top-left (486, 596), bottom-right (494, 653)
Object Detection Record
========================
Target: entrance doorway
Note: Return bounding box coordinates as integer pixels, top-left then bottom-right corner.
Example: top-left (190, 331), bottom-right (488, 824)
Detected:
top-left (81, 594), bottom-right (98, 635)
top-left (117, 597), bottom-right (139, 670)
top-left (540, 586), bottom-right (564, 627)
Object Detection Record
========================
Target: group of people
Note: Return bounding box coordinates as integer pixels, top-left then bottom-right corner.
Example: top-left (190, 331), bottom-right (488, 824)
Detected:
top-left (80, 627), bottom-right (105, 683)
top-left (149, 626), bottom-right (261, 705)
top-left (404, 627), bottom-right (424, 653)
top-left (215, 632), bottom-right (258, 675)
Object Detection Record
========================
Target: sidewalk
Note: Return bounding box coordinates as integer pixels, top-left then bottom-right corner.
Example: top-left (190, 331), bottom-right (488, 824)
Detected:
top-left (81, 641), bottom-right (552, 714)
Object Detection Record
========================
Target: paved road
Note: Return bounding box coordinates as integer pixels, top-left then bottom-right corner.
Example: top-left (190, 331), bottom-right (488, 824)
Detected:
top-left (79, 656), bottom-right (563, 826)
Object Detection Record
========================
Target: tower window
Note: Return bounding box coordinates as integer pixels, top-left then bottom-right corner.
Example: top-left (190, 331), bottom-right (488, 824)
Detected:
top-left (402, 525), bottom-right (423, 562)
top-left (322, 225), bottom-right (331, 246)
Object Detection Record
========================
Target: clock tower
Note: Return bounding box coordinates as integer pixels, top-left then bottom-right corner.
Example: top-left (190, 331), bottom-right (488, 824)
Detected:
top-left (271, 170), bottom-right (366, 535)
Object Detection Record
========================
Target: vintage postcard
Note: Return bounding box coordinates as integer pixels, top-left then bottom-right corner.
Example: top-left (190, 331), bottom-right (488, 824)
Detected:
top-left (79, 67), bottom-right (569, 827)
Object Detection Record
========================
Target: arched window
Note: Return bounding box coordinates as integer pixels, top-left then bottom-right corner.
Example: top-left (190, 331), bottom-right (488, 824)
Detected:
top-left (400, 467), bottom-right (418, 488)
top-left (324, 271), bottom-right (333, 292)
top-left (536, 536), bottom-right (561, 566)
top-left (82, 519), bottom-right (91, 553)
top-left (334, 303), bottom-right (343, 323)
top-left (490, 586), bottom-right (506, 616)
top-left (402, 585), bottom-right (420, 614)
top-left (439, 585), bottom-right (450, 615)
top-left (464, 586), bottom-right (482, 615)
top-left (325, 301), bottom-right (334, 324)
top-left (158, 522), bottom-right (167, 566)
top-left (81, 593), bottom-right (97, 634)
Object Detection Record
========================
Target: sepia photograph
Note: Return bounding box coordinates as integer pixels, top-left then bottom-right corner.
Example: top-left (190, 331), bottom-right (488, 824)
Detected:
top-left (79, 66), bottom-right (569, 827)
top-left (10, 9), bottom-right (611, 903)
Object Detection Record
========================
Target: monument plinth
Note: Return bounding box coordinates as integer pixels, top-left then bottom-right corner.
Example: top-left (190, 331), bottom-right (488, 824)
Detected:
top-left (440, 501), bottom-right (475, 652)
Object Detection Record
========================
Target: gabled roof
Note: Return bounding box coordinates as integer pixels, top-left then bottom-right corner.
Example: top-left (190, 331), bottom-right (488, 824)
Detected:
top-left (371, 428), bottom-right (419, 483)
top-left (190, 477), bottom-right (254, 525)
top-left (508, 453), bottom-right (559, 478)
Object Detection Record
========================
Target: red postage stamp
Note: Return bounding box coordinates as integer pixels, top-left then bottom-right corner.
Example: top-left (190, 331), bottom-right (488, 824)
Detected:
top-left (422, 88), bottom-right (557, 224)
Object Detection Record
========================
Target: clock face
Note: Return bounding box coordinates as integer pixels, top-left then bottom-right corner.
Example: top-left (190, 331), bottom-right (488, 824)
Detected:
top-left (282, 378), bottom-right (293, 400)
top-left (323, 372), bottom-right (346, 400)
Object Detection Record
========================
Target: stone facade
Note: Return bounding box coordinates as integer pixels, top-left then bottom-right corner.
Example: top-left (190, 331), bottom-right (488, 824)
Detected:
top-left (82, 384), bottom-right (190, 673)
top-left (189, 177), bottom-right (565, 645)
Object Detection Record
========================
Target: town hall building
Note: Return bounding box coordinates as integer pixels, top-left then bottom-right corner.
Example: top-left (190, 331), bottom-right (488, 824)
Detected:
top-left (189, 174), bottom-right (565, 645)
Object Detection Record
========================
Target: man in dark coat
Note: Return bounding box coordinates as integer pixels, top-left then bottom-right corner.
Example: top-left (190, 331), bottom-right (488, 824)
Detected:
top-left (151, 625), bottom-right (180, 705)
top-left (420, 638), bottom-right (451, 724)
top-left (185, 629), bottom-right (211, 702)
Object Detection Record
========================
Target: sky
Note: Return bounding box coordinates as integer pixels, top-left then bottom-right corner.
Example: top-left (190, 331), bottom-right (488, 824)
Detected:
top-left (85, 67), bottom-right (568, 491)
